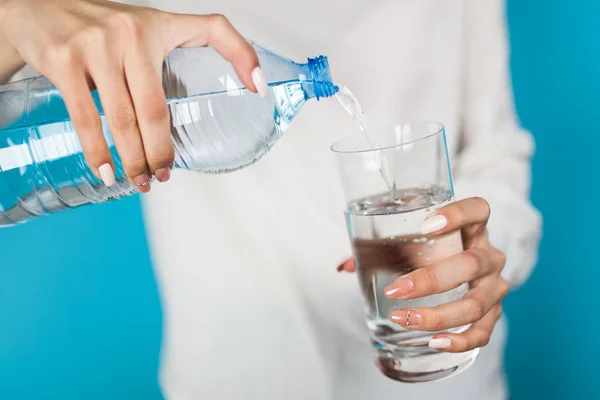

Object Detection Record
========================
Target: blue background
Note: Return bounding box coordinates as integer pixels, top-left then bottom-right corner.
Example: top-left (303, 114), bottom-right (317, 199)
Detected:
top-left (0, 1), bottom-right (596, 398)
top-left (504, 0), bottom-right (600, 398)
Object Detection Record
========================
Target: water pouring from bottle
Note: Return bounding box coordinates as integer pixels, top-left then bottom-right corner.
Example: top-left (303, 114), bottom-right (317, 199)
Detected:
top-left (334, 86), bottom-right (401, 203)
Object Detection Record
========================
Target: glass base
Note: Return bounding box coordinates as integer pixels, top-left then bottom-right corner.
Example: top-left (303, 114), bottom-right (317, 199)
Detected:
top-left (372, 342), bottom-right (480, 383)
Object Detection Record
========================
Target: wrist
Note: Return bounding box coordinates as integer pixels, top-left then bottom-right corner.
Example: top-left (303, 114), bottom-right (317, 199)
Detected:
top-left (0, 45), bottom-right (25, 83)
top-left (0, 0), bottom-right (26, 83)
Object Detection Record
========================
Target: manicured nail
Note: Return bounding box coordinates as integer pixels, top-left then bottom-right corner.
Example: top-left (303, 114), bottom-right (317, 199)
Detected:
top-left (391, 310), bottom-right (422, 327)
top-left (420, 215), bottom-right (448, 235)
top-left (384, 277), bottom-right (414, 298)
top-left (155, 167), bottom-right (171, 183)
top-left (98, 163), bottom-right (115, 187)
top-left (134, 173), bottom-right (152, 192)
top-left (252, 66), bottom-right (269, 98)
top-left (428, 337), bottom-right (452, 349)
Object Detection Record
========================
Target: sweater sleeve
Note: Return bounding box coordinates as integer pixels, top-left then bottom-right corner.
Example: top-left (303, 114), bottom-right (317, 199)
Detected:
top-left (453, 0), bottom-right (542, 287)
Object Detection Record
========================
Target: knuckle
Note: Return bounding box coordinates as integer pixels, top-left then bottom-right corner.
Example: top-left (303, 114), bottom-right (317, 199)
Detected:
top-left (498, 279), bottom-right (510, 298)
top-left (429, 309), bottom-right (445, 331)
top-left (140, 97), bottom-right (169, 124)
top-left (479, 331), bottom-right (491, 347)
top-left (496, 305), bottom-right (504, 319)
top-left (78, 26), bottom-right (107, 48)
top-left (474, 197), bottom-right (491, 218)
top-left (494, 249), bottom-right (507, 269)
top-left (81, 142), bottom-right (109, 168)
top-left (466, 298), bottom-right (485, 320)
top-left (478, 229), bottom-right (490, 243)
top-left (207, 14), bottom-right (233, 38)
top-left (47, 44), bottom-right (78, 71)
top-left (449, 201), bottom-right (467, 224)
top-left (122, 158), bottom-right (149, 177)
top-left (148, 148), bottom-right (175, 169)
top-left (109, 11), bottom-right (144, 37)
top-left (86, 144), bottom-right (108, 161)
top-left (208, 13), bottom-right (230, 28)
top-left (420, 267), bottom-right (438, 293)
top-left (74, 114), bottom-right (98, 134)
top-left (460, 250), bottom-right (481, 279)
top-left (110, 109), bottom-right (139, 134)
top-left (70, 104), bottom-right (101, 133)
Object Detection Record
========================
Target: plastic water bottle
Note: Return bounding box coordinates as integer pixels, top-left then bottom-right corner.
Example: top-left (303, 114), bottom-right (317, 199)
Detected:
top-left (0, 41), bottom-right (338, 227)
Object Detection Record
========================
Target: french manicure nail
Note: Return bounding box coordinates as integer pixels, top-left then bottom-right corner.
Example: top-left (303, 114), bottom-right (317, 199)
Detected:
top-left (155, 167), bottom-right (171, 183)
top-left (134, 173), bottom-right (152, 191)
top-left (391, 310), bottom-right (422, 327)
top-left (252, 66), bottom-right (269, 98)
top-left (420, 215), bottom-right (448, 235)
top-left (428, 337), bottom-right (452, 349)
top-left (384, 277), bottom-right (414, 298)
top-left (98, 163), bottom-right (115, 187)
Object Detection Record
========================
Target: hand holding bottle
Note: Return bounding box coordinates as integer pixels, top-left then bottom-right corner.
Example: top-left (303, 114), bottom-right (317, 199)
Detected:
top-left (0, 0), bottom-right (267, 191)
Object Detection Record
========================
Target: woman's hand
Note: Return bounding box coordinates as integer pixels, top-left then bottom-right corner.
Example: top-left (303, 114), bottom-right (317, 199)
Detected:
top-left (338, 197), bottom-right (508, 353)
top-left (0, 20), bottom-right (24, 83)
top-left (0, 0), bottom-right (267, 190)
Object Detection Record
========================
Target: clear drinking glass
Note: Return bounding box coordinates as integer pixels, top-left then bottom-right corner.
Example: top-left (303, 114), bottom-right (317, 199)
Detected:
top-left (331, 122), bottom-right (479, 383)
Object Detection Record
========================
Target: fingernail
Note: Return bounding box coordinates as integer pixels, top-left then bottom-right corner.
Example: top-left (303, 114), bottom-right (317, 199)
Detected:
top-left (252, 66), bottom-right (269, 98)
top-left (134, 173), bottom-right (152, 192)
top-left (155, 167), bottom-right (171, 183)
top-left (391, 310), bottom-right (422, 327)
top-left (428, 337), bottom-right (452, 349)
top-left (420, 215), bottom-right (448, 235)
top-left (98, 163), bottom-right (116, 187)
top-left (384, 277), bottom-right (414, 298)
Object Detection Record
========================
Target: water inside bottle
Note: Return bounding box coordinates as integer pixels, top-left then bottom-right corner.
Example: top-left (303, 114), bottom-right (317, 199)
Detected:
top-left (0, 81), bottom-right (308, 225)
top-left (335, 86), bottom-right (401, 202)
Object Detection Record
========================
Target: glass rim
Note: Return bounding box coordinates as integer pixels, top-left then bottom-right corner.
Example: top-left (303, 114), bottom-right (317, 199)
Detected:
top-left (330, 121), bottom-right (445, 154)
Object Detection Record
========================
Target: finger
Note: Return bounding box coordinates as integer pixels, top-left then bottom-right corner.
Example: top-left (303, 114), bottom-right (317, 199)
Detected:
top-left (90, 64), bottom-right (153, 193)
top-left (384, 247), bottom-right (493, 299)
top-left (336, 258), bottom-right (356, 273)
top-left (159, 12), bottom-right (264, 96)
top-left (55, 73), bottom-right (115, 187)
top-left (420, 197), bottom-right (491, 237)
top-left (389, 276), bottom-right (509, 331)
top-left (428, 304), bottom-right (503, 353)
top-left (124, 47), bottom-right (174, 182)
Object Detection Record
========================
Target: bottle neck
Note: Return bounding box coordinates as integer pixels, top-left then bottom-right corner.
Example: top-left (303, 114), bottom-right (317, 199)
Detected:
top-left (304, 56), bottom-right (338, 100)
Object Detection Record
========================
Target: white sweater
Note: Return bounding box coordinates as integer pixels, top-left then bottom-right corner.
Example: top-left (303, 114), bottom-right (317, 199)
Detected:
top-left (63, 0), bottom-right (536, 398)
